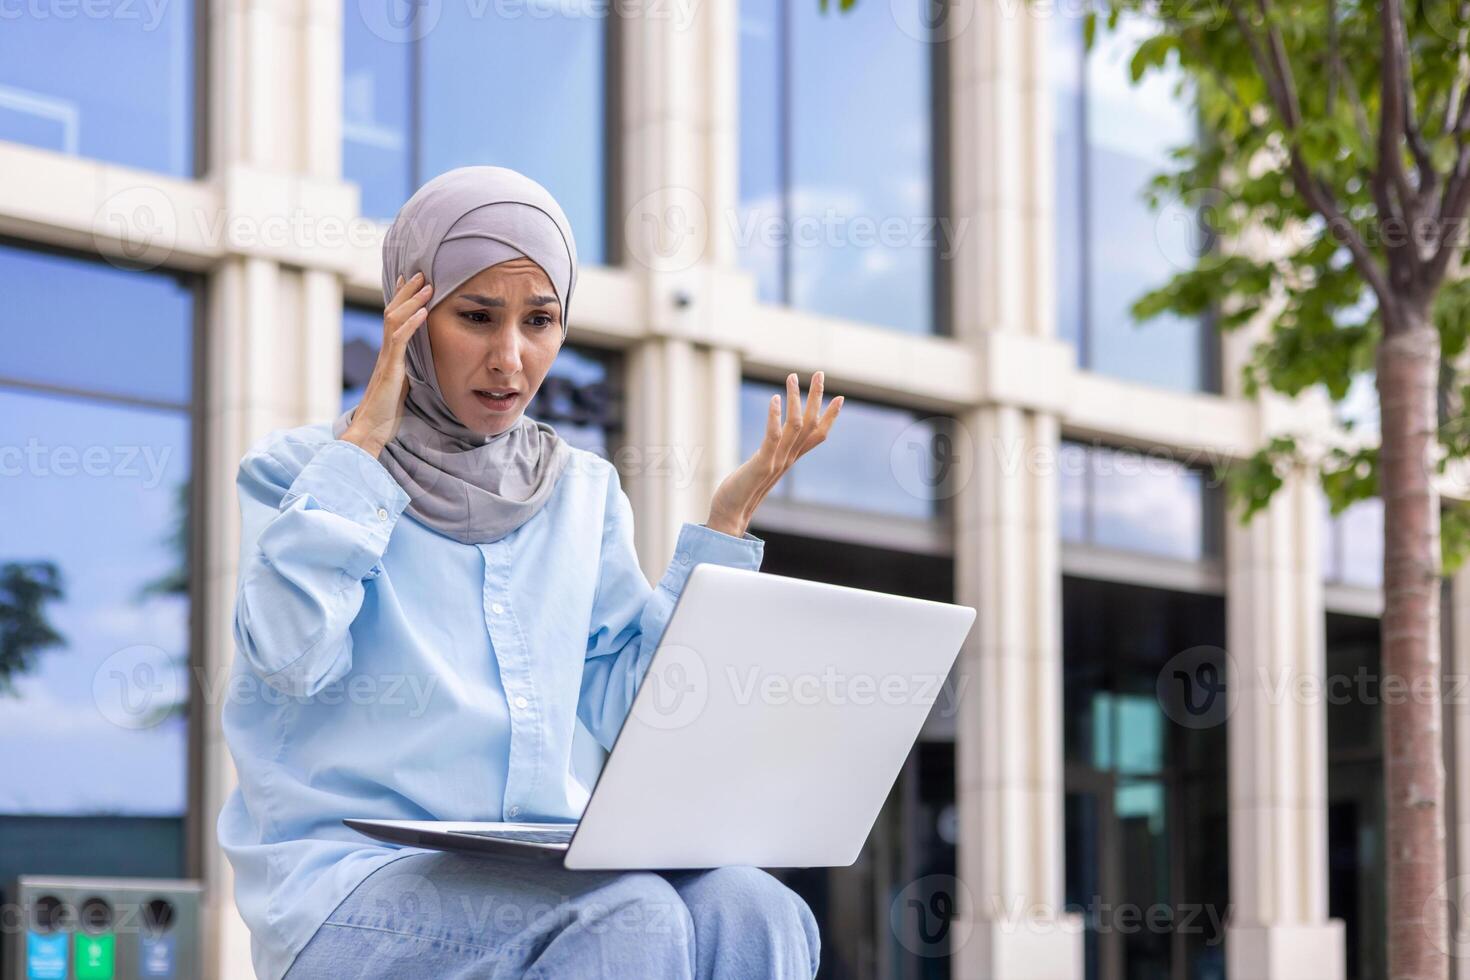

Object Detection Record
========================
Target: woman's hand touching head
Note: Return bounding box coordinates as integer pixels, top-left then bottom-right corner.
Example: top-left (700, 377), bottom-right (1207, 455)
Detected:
top-left (427, 256), bottom-right (564, 437)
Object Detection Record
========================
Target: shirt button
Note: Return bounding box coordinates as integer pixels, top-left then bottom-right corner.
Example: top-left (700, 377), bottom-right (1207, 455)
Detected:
top-left (514, 695), bottom-right (529, 710)
top-left (376, 507), bottom-right (388, 521)
top-left (508, 805), bottom-right (521, 818)
top-left (491, 602), bottom-right (505, 615)
top-left (676, 551), bottom-right (690, 564)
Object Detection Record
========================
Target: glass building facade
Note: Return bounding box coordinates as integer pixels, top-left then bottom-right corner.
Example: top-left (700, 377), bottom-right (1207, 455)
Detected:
top-left (0, 240), bottom-right (199, 907)
top-left (344, 1), bottom-right (610, 259)
top-left (1051, 12), bottom-right (1216, 392)
top-left (738, 0), bottom-right (940, 333)
top-left (0, 1), bottom-right (1425, 977)
top-left (0, 2), bottom-right (200, 176)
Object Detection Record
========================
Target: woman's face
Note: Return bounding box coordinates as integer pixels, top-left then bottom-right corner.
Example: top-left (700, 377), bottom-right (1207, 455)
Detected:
top-left (426, 256), bottom-right (563, 436)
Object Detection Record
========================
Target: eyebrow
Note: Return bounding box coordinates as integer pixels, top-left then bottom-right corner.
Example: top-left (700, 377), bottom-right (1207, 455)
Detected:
top-left (456, 292), bottom-right (560, 308)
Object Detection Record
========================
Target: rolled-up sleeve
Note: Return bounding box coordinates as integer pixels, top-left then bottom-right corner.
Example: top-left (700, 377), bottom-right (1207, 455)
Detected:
top-left (233, 436), bottom-right (412, 697)
top-left (578, 467), bottom-right (763, 750)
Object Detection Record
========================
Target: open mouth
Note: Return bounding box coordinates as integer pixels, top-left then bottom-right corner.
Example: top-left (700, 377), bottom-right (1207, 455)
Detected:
top-left (473, 389), bottom-right (521, 412)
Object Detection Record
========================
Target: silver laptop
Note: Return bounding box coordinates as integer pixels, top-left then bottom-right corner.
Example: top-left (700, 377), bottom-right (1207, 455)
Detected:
top-left (346, 563), bottom-right (976, 870)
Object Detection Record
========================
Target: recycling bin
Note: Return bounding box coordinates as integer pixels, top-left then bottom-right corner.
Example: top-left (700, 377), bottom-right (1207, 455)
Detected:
top-left (6, 877), bottom-right (202, 980)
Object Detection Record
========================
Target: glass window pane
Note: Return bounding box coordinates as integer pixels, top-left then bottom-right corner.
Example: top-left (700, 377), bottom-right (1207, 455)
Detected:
top-left (1084, 17), bottom-right (1202, 390)
top-left (0, 1), bottom-right (196, 176)
top-left (419, 5), bottom-right (606, 265)
top-left (1320, 489), bottom-right (1342, 582)
top-left (740, 380), bottom-right (937, 518)
top-left (1083, 443), bottom-right (1209, 561)
top-left (1336, 498), bottom-right (1383, 589)
top-left (737, 0), bottom-right (785, 306)
top-left (788, 0), bottom-right (933, 332)
top-left (527, 346), bottom-right (617, 458)
top-left (1051, 14), bottom-right (1085, 352)
top-left (1114, 693), bottom-right (1165, 775)
top-left (0, 389), bottom-right (191, 815)
top-left (343, 8), bottom-right (413, 222)
top-left (0, 242), bottom-right (193, 405)
top-left (739, 0), bottom-right (936, 333)
top-left (1059, 440), bottom-right (1088, 543)
top-left (341, 305), bottom-right (383, 412)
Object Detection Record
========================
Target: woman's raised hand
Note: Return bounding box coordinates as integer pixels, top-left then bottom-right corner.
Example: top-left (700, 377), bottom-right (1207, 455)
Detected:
top-left (343, 272), bottom-right (433, 457)
top-left (705, 371), bottom-right (843, 538)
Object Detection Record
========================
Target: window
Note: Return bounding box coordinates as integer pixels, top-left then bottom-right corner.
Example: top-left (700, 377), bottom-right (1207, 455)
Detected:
top-left (738, 0), bottom-right (939, 333)
top-left (343, 2), bottom-right (609, 263)
top-left (0, 241), bottom-right (196, 839)
top-left (0, 1), bottom-right (199, 176)
top-left (1326, 612), bottom-right (1386, 980)
top-left (1051, 13), bottom-right (1214, 392)
top-left (1060, 440), bottom-right (1222, 562)
top-left (343, 9), bottom-right (412, 223)
top-left (739, 379), bottom-right (942, 519)
top-left (1322, 495), bottom-right (1383, 590)
top-left (1063, 577), bottom-right (1229, 979)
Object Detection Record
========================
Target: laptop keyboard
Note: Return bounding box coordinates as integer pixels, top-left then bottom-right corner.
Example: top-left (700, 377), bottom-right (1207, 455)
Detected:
top-left (459, 828), bottom-right (575, 844)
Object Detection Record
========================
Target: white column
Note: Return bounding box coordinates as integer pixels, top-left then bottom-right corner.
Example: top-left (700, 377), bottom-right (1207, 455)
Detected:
top-left (1223, 466), bottom-right (1345, 979)
top-left (952, 406), bottom-right (1080, 977)
top-left (201, 2), bottom-right (350, 976)
top-left (616, 0), bottom-right (748, 576)
top-left (948, 0), bottom-right (1081, 975)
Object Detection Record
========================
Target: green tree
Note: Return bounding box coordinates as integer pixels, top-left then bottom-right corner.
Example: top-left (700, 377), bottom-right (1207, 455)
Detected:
top-left (1091, 0), bottom-right (1470, 975)
top-left (0, 560), bottom-right (66, 696)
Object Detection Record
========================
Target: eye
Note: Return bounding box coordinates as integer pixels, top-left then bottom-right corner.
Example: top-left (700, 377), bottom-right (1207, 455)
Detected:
top-left (459, 310), bottom-right (492, 325)
top-left (528, 312), bottom-right (557, 329)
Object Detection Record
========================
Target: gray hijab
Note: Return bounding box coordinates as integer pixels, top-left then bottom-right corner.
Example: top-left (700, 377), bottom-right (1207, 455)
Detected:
top-left (332, 165), bottom-right (577, 544)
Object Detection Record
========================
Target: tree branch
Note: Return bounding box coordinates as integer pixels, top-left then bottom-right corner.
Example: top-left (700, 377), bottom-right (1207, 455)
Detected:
top-left (1227, 0), bottom-right (1397, 314)
top-left (1377, 0), bottom-right (1419, 256)
top-left (1325, 43), bottom-right (1379, 159)
top-left (1428, 143), bottom-right (1470, 288)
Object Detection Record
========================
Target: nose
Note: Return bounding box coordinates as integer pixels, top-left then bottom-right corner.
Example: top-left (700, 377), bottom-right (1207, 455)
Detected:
top-left (482, 324), bottom-right (523, 376)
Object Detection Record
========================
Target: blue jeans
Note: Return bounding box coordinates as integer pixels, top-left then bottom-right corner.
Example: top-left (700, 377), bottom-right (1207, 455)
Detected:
top-left (283, 848), bottom-right (821, 979)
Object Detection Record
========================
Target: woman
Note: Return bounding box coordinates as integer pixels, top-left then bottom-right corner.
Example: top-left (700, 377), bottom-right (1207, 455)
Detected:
top-left (217, 165), bottom-right (844, 979)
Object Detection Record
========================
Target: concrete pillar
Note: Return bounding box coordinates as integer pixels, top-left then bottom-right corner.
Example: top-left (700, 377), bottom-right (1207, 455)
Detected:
top-left (622, 339), bottom-right (745, 581)
top-left (953, 405), bottom-right (1079, 977)
top-left (615, 0), bottom-right (747, 573)
top-left (948, 1), bottom-right (1081, 974)
top-left (200, 1), bottom-right (351, 976)
top-left (1223, 466), bottom-right (1345, 979)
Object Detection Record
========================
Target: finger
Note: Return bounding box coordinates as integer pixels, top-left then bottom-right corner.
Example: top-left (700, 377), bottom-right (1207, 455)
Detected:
top-left (777, 372), bottom-right (807, 463)
top-left (795, 395), bottom-right (843, 460)
top-left (387, 272), bottom-right (430, 323)
top-left (391, 278), bottom-right (432, 319)
top-left (388, 286), bottom-right (433, 339)
top-left (803, 371), bottom-right (825, 428)
top-left (391, 305), bottom-right (429, 345)
top-left (781, 373), bottom-right (804, 437)
top-left (387, 271), bottom-right (419, 311)
top-left (764, 392), bottom-right (782, 449)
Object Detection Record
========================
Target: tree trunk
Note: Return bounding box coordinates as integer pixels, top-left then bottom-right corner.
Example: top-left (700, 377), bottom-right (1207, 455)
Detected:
top-left (1376, 300), bottom-right (1449, 980)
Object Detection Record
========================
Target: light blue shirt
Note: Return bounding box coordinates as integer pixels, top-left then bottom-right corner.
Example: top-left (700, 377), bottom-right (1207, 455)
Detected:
top-left (216, 423), bottom-right (764, 980)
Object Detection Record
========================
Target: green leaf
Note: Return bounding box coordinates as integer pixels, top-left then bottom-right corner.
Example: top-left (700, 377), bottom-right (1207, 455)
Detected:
top-left (1130, 35), bottom-right (1177, 82)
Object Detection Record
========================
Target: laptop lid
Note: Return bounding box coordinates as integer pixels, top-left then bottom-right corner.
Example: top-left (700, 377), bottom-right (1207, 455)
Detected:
top-left (564, 563), bottom-right (975, 870)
